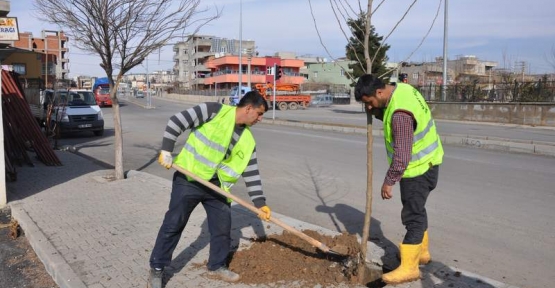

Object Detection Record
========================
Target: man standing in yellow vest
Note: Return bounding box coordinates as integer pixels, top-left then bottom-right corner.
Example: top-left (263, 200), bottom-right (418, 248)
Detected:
top-left (148, 91), bottom-right (271, 288)
top-left (355, 74), bottom-right (443, 285)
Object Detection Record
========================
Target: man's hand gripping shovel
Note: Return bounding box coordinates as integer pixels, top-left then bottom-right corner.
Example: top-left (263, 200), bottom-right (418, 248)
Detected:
top-left (171, 164), bottom-right (351, 258)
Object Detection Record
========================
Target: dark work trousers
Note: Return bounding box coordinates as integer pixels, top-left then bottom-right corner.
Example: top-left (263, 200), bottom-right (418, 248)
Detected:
top-left (399, 165), bottom-right (439, 244)
top-left (149, 172), bottom-right (231, 271)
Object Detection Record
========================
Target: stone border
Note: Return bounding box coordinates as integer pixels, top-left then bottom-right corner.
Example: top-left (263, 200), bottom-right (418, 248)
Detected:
top-left (266, 119), bottom-right (555, 157)
top-left (9, 203), bottom-right (87, 288)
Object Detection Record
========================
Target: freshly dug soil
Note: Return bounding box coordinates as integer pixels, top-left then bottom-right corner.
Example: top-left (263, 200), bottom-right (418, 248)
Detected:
top-left (229, 229), bottom-right (380, 287)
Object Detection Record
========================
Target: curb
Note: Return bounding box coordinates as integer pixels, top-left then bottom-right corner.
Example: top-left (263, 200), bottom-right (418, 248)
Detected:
top-left (266, 119), bottom-right (555, 157)
top-left (9, 203), bottom-right (87, 288)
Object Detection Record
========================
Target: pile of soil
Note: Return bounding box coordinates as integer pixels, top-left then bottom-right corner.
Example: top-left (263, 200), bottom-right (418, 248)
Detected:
top-left (229, 229), bottom-right (380, 287)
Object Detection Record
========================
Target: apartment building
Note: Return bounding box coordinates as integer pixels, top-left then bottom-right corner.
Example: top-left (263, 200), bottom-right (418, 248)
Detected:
top-left (173, 35), bottom-right (255, 89)
top-left (12, 30), bottom-right (70, 86)
top-left (301, 57), bottom-right (354, 87)
top-left (399, 55), bottom-right (497, 86)
top-left (203, 54), bottom-right (305, 90)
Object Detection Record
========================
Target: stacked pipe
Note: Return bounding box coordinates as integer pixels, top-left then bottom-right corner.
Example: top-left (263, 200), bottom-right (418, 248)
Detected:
top-left (1, 70), bottom-right (61, 173)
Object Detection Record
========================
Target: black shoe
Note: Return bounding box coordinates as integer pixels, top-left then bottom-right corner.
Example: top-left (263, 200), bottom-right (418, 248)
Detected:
top-left (148, 268), bottom-right (163, 288)
top-left (208, 267), bottom-right (240, 282)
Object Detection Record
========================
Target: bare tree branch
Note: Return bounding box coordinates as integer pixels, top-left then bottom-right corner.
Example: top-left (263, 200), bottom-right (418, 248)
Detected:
top-left (32, 0), bottom-right (221, 180)
top-left (370, 0), bottom-right (417, 66)
top-left (379, 0), bottom-right (443, 78)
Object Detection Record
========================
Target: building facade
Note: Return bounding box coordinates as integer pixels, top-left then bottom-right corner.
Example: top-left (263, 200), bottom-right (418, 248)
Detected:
top-left (203, 55), bottom-right (305, 90)
top-left (399, 55), bottom-right (497, 86)
top-left (173, 35), bottom-right (255, 89)
top-left (11, 30), bottom-right (70, 87)
top-left (302, 58), bottom-right (353, 86)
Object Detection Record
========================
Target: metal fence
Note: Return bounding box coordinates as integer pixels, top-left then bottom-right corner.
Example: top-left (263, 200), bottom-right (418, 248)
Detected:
top-left (417, 80), bottom-right (555, 103)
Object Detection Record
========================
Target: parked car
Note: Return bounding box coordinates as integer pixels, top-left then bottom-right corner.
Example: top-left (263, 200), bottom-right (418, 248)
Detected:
top-left (29, 89), bottom-right (104, 136)
top-left (310, 94), bottom-right (334, 107)
top-left (136, 91), bottom-right (145, 98)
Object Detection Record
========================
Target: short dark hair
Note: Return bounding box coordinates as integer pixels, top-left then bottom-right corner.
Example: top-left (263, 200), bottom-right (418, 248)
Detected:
top-left (237, 91), bottom-right (269, 112)
top-left (354, 74), bottom-right (386, 101)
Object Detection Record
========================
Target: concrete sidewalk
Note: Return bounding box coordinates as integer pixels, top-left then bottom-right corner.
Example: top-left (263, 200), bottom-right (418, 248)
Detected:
top-left (7, 151), bottom-right (518, 288)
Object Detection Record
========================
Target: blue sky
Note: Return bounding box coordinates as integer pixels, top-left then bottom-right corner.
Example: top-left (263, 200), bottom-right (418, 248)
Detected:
top-left (9, 0), bottom-right (555, 77)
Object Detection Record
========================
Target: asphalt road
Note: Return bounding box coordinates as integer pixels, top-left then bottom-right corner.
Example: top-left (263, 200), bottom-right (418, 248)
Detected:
top-left (56, 97), bottom-right (555, 288)
top-left (268, 104), bottom-right (555, 144)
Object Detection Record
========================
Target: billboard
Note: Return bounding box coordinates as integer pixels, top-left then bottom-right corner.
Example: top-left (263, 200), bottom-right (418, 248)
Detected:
top-left (0, 17), bottom-right (19, 41)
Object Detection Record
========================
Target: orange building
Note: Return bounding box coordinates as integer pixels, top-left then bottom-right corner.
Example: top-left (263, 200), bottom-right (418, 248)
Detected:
top-left (204, 55), bottom-right (305, 90)
top-left (12, 30), bottom-right (69, 87)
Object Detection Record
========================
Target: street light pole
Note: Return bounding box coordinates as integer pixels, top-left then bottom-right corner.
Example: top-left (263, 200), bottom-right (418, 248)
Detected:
top-left (441, 0), bottom-right (448, 101)
top-left (238, 0), bottom-right (243, 98)
top-left (146, 55), bottom-right (151, 108)
top-left (247, 48), bottom-right (252, 88)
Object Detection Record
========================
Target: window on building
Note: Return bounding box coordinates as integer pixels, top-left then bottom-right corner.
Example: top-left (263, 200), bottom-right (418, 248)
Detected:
top-left (13, 63), bottom-right (26, 75)
top-left (412, 73), bottom-right (419, 79)
top-left (266, 66), bottom-right (272, 75)
top-left (314, 71), bottom-right (318, 78)
top-left (340, 69), bottom-right (345, 76)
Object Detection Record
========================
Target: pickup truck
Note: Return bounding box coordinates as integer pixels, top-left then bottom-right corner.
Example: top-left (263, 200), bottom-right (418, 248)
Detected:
top-left (30, 89), bottom-right (105, 136)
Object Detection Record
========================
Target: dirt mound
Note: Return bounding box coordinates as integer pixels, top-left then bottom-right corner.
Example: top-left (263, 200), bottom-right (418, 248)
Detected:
top-left (229, 229), bottom-right (378, 287)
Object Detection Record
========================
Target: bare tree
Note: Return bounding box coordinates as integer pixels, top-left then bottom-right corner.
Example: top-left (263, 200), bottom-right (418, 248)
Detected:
top-left (33, 0), bottom-right (221, 180)
top-left (309, 0), bottom-right (442, 283)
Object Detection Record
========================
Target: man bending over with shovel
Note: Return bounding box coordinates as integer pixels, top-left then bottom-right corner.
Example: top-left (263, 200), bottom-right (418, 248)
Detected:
top-left (148, 91), bottom-right (271, 288)
top-left (355, 74), bottom-right (443, 285)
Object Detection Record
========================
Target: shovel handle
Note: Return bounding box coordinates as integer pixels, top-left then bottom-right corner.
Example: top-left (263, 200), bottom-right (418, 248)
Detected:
top-left (171, 164), bottom-right (332, 253)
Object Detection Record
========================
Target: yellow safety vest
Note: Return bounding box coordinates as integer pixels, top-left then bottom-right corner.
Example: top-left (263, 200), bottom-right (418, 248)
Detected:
top-left (173, 105), bottom-right (256, 197)
top-left (383, 83), bottom-right (444, 178)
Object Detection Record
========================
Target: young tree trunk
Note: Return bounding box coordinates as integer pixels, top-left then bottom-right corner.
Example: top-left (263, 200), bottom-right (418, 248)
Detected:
top-left (358, 0), bottom-right (374, 283)
top-left (112, 98), bottom-right (124, 180)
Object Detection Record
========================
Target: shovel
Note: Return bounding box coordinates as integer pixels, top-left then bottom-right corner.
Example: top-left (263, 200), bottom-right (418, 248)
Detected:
top-left (171, 164), bottom-right (350, 257)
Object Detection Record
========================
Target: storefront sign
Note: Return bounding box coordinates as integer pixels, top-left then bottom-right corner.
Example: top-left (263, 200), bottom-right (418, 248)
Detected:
top-left (0, 17), bottom-right (19, 41)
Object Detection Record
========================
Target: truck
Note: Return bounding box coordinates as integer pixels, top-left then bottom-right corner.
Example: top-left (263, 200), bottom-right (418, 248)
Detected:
top-left (253, 83), bottom-right (311, 110)
top-left (229, 85), bottom-right (251, 106)
top-left (92, 77), bottom-right (113, 107)
top-left (29, 89), bottom-right (105, 136)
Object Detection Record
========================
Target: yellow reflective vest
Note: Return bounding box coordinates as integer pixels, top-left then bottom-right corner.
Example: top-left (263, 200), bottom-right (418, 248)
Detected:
top-left (383, 83), bottom-right (444, 178)
top-left (173, 105), bottom-right (255, 195)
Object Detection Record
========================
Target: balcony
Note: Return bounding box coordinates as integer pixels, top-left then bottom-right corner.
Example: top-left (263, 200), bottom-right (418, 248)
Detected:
top-left (193, 51), bottom-right (213, 59)
top-left (203, 72), bottom-right (267, 86)
top-left (193, 64), bottom-right (210, 72)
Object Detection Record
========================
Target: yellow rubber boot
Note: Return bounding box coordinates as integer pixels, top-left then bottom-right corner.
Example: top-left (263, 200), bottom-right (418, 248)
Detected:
top-left (382, 243), bottom-right (422, 285)
top-left (420, 230), bottom-right (431, 265)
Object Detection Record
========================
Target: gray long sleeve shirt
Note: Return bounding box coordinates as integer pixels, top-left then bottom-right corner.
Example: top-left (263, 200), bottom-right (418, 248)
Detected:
top-left (162, 102), bottom-right (266, 208)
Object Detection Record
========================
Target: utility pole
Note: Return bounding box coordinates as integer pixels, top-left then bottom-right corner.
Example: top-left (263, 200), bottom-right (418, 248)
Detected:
top-left (146, 56), bottom-right (150, 107)
top-left (237, 0), bottom-right (243, 98)
top-left (441, 0), bottom-right (448, 101)
top-left (515, 61), bottom-right (526, 82)
top-left (247, 48), bottom-right (253, 88)
top-left (272, 63), bottom-right (277, 120)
